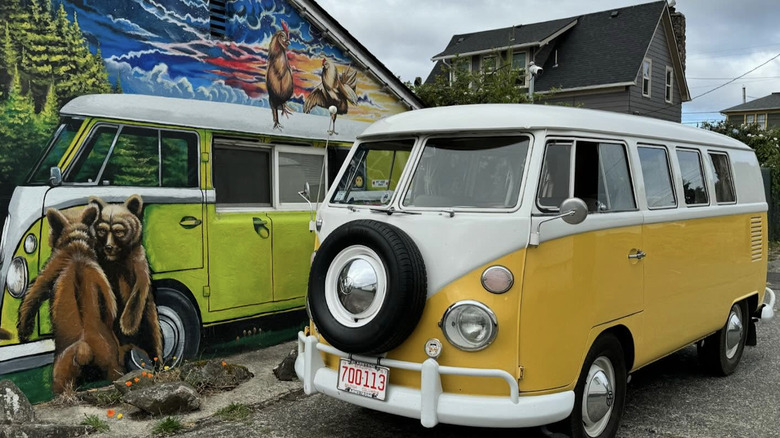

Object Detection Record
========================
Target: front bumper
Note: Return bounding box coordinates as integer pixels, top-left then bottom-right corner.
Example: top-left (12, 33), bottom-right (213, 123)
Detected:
top-left (295, 332), bottom-right (574, 428)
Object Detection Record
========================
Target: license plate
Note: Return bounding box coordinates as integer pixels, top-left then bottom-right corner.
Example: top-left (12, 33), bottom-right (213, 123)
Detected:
top-left (337, 358), bottom-right (389, 401)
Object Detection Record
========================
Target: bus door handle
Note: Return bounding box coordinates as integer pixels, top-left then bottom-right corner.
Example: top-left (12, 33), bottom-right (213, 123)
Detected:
top-left (628, 250), bottom-right (646, 260)
top-left (179, 216), bottom-right (202, 229)
top-left (253, 217), bottom-right (270, 239)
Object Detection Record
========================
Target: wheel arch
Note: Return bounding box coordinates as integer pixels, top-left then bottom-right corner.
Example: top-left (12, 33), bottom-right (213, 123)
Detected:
top-left (600, 324), bottom-right (635, 372)
top-left (153, 278), bottom-right (202, 325)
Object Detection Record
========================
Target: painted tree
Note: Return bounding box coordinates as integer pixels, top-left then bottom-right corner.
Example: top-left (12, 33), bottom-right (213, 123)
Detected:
top-left (0, 67), bottom-right (46, 186)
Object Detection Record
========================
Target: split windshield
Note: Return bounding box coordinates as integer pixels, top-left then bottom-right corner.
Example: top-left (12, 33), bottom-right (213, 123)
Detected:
top-left (332, 135), bottom-right (530, 209)
top-left (27, 117), bottom-right (84, 184)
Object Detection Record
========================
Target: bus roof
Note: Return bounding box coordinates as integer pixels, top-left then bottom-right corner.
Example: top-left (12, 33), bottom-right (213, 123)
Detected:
top-left (359, 104), bottom-right (751, 151)
top-left (61, 94), bottom-right (373, 144)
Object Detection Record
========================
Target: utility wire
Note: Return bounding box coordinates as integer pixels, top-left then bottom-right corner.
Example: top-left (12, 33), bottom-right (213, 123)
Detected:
top-left (692, 52), bottom-right (780, 100)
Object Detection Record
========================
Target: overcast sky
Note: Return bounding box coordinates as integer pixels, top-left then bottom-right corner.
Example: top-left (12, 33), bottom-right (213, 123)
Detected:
top-left (315, 0), bottom-right (780, 126)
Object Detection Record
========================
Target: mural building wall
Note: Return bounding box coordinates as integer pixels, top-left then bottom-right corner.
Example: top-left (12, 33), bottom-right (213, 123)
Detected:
top-left (0, 0), bottom-right (412, 400)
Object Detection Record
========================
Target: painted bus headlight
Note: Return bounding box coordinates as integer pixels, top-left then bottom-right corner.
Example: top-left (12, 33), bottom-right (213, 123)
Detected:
top-left (7, 257), bottom-right (28, 298)
top-left (23, 234), bottom-right (37, 254)
top-left (440, 300), bottom-right (498, 351)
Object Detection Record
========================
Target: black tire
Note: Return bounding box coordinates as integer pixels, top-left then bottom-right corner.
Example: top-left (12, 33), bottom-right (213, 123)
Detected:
top-left (308, 220), bottom-right (427, 354)
top-left (156, 288), bottom-right (201, 367)
top-left (698, 300), bottom-right (748, 376)
top-left (568, 333), bottom-right (627, 438)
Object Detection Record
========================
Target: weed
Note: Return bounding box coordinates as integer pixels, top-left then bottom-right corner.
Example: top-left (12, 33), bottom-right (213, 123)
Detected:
top-left (152, 416), bottom-right (184, 435)
top-left (81, 414), bottom-right (110, 433)
top-left (215, 402), bottom-right (251, 422)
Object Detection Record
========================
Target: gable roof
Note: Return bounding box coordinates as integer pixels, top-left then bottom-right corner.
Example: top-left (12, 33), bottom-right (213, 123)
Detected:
top-left (291, 0), bottom-right (423, 110)
top-left (722, 93), bottom-right (780, 113)
top-left (426, 1), bottom-right (690, 101)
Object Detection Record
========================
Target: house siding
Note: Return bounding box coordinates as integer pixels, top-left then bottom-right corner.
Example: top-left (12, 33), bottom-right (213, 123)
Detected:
top-left (542, 90), bottom-right (630, 114)
top-left (628, 19), bottom-right (681, 122)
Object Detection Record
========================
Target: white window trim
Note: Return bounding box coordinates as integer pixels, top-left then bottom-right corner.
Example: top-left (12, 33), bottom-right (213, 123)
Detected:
top-left (512, 50), bottom-right (528, 86)
top-left (274, 144), bottom-right (328, 210)
top-left (642, 58), bottom-right (652, 98)
top-left (665, 66), bottom-right (674, 104)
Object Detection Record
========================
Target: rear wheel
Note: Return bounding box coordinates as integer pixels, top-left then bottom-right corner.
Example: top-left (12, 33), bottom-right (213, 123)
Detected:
top-left (698, 301), bottom-right (748, 376)
top-left (569, 333), bottom-right (627, 438)
top-left (156, 288), bottom-right (201, 367)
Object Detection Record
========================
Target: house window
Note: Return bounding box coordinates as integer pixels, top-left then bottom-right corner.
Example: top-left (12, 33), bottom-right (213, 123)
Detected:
top-left (481, 54), bottom-right (498, 73)
top-left (449, 57), bottom-right (470, 83)
top-left (757, 113), bottom-right (767, 129)
top-left (746, 114), bottom-right (755, 124)
top-left (512, 51), bottom-right (527, 86)
top-left (642, 58), bottom-right (652, 97)
top-left (665, 66), bottom-right (673, 103)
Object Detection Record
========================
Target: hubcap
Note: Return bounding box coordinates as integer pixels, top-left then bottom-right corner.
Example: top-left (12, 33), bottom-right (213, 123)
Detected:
top-left (725, 304), bottom-right (744, 359)
top-left (325, 245), bottom-right (387, 327)
top-left (158, 306), bottom-right (185, 367)
top-left (582, 356), bottom-right (615, 437)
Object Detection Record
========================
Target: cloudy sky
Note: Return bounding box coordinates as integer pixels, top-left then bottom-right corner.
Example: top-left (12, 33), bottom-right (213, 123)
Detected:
top-left (316, 0), bottom-right (780, 126)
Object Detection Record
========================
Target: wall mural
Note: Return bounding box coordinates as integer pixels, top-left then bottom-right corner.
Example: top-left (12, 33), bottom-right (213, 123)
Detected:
top-left (63, 0), bottom-right (407, 125)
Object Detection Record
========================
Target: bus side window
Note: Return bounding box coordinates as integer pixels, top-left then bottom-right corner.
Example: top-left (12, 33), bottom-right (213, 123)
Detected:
top-left (538, 141), bottom-right (573, 210)
top-left (572, 141), bottom-right (636, 213)
top-left (676, 149), bottom-right (709, 206)
top-left (638, 145), bottom-right (676, 208)
top-left (708, 152), bottom-right (736, 204)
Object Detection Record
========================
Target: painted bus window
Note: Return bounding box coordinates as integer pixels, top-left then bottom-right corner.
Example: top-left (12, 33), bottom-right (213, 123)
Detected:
top-left (161, 131), bottom-right (199, 188)
top-left (279, 152), bottom-right (325, 203)
top-left (677, 149), bottom-right (709, 205)
top-left (638, 146), bottom-right (676, 209)
top-left (103, 126), bottom-right (161, 187)
top-left (213, 141), bottom-right (271, 206)
top-left (66, 126), bottom-right (119, 183)
top-left (29, 118), bottom-right (84, 184)
top-left (708, 152), bottom-right (736, 204)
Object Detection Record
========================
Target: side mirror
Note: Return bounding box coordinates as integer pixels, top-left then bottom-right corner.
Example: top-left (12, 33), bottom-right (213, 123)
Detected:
top-left (559, 197), bottom-right (588, 225)
top-left (48, 167), bottom-right (62, 187)
top-left (529, 197), bottom-right (588, 246)
top-left (298, 182), bottom-right (315, 232)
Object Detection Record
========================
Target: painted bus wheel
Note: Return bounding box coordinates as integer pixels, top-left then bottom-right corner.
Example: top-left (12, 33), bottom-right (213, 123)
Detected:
top-left (698, 300), bottom-right (748, 376)
top-left (308, 220), bottom-right (427, 355)
top-left (569, 333), bottom-right (627, 438)
top-left (156, 288), bottom-right (201, 367)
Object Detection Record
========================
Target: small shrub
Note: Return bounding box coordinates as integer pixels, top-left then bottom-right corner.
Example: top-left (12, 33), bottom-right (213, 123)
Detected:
top-left (153, 416), bottom-right (184, 435)
top-left (215, 402), bottom-right (251, 421)
top-left (81, 414), bottom-right (110, 433)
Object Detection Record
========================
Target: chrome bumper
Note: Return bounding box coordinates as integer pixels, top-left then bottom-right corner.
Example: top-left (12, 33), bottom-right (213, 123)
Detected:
top-left (295, 332), bottom-right (574, 428)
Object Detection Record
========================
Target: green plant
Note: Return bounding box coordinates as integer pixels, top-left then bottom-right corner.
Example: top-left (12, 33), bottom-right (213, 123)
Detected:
top-left (80, 414), bottom-right (110, 433)
top-left (215, 402), bottom-right (251, 422)
top-left (152, 416), bottom-right (184, 436)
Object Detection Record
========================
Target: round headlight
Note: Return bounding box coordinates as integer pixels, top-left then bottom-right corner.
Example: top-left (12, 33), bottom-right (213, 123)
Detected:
top-left (7, 257), bottom-right (28, 298)
top-left (23, 234), bottom-right (37, 254)
top-left (481, 266), bottom-right (514, 294)
top-left (440, 300), bottom-right (498, 351)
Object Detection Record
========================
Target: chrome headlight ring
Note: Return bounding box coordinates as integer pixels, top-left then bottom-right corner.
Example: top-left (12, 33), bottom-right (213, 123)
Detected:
top-left (6, 257), bottom-right (29, 298)
top-left (440, 300), bottom-right (498, 352)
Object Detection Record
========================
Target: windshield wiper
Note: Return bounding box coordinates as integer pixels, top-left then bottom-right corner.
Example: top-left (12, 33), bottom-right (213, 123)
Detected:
top-left (369, 206), bottom-right (420, 215)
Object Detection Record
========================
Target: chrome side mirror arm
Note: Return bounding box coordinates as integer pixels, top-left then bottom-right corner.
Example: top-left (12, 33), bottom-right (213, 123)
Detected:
top-left (529, 197), bottom-right (588, 247)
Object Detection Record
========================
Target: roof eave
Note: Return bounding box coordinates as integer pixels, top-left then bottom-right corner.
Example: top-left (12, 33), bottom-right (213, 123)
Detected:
top-left (660, 6), bottom-right (691, 102)
top-left (537, 81), bottom-right (635, 95)
top-left (290, 0), bottom-right (423, 109)
top-left (431, 42), bottom-right (540, 62)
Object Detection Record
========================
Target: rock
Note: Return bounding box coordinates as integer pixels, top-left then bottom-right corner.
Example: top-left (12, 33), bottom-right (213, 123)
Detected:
top-left (0, 381), bottom-right (34, 425)
top-left (123, 382), bottom-right (200, 415)
top-left (113, 369), bottom-right (156, 395)
top-left (179, 360), bottom-right (253, 392)
top-left (273, 349), bottom-right (298, 381)
top-left (0, 423), bottom-right (92, 437)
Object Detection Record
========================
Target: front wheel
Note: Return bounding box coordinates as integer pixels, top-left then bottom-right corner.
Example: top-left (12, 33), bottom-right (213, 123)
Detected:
top-left (156, 288), bottom-right (201, 367)
top-left (698, 301), bottom-right (748, 376)
top-left (568, 333), bottom-right (627, 438)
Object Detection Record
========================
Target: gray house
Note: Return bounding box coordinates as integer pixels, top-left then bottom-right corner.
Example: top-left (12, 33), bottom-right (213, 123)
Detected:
top-left (426, 1), bottom-right (691, 122)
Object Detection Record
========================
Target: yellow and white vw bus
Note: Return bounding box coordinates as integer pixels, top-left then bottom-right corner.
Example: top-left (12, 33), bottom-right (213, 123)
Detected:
top-left (296, 104), bottom-right (776, 437)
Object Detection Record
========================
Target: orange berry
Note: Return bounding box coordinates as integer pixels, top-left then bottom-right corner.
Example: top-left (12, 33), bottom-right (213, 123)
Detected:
top-left (221, 361), bottom-right (227, 367)
top-left (134, 377), bottom-right (140, 382)
top-left (107, 409), bottom-right (115, 418)
top-left (141, 371), bottom-right (147, 377)
top-left (153, 357), bottom-right (158, 361)
top-left (125, 381), bottom-right (132, 387)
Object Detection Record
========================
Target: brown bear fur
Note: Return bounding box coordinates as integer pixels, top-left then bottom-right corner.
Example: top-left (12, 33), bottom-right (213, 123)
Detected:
top-left (89, 195), bottom-right (163, 364)
top-left (0, 329), bottom-right (11, 340)
top-left (17, 205), bottom-right (122, 393)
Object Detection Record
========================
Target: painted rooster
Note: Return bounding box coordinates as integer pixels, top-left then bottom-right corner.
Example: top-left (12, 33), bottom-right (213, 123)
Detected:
top-left (303, 58), bottom-right (358, 130)
top-left (266, 21), bottom-right (294, 129)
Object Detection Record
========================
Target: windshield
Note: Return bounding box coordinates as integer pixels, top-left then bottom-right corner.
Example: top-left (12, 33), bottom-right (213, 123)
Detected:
top-left (27, 117), bottom-right (84, 184)
top-left (331, 140), bottom-right (414, 206)
top-left (403, 136), bottom-right (529, 209)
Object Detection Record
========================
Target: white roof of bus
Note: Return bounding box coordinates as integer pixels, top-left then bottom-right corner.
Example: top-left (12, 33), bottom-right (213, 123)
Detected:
top-left (61, 94), bottom-right (372, 143)
top-left (360, 104), bottom-right (751, 151)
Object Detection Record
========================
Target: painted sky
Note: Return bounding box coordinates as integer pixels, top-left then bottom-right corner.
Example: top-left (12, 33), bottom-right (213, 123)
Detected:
top-left (60, 0), bottom-right (407, 122)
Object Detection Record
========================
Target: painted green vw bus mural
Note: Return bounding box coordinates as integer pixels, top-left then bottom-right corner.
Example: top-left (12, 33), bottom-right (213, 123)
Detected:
top-left (0, 93), bottom-right (372, 391)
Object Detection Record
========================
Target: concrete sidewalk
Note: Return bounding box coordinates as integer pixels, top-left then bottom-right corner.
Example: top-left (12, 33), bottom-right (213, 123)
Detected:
top-left (33, 340), bottom-right (301, 437)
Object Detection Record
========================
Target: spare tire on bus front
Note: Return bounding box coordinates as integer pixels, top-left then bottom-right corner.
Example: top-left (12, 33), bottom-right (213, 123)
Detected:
top-left (308, 219), bottom-right (427, 355)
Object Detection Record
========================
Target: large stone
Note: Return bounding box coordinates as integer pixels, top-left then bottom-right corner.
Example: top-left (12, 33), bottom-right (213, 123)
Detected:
top-left (123, 382), bottom-right (200, 415)
top-left (273, 349), bottom-right (298, 381)
top-left (0, 423), bottom-right (92, 437)
top-left (179, 360), bottom-right (253, 392)
top-left (0, 381), bottom-right (34, 425)
top-left (113, 369), bottom-right (156, 395)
